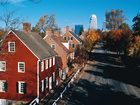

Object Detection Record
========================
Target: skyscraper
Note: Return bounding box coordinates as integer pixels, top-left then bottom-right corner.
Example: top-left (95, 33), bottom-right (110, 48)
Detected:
top-left (89, 14), bottom-right (97, 30)
top-left (75, 25), bottom-right (84, 36)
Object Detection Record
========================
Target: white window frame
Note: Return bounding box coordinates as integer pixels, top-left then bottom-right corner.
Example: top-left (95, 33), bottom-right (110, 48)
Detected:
top-left (8, 42), bottom-right (15, 52)
top-left (45, 60), bottom-right (48, 70)
top-left (49, 58), bottom-right (52, 68)
top-left (18, 62), bottom-right (25, 73)
top-left (41, 61), bottom-right (44, 72)
top-left (53, 57), bottom-right (55, 66)
top-left (0, 61), bottom-right (6, 72)
top-left (46, 77), bottom-right (48, 88)
top-left (41, 80), bottom-right (44, 92)
top-left (0, 80), bottom-right (6, 92)
top-left (18, 81), bottom-right (26, 94)
top-left (49, 76), bottom-right (52, 90)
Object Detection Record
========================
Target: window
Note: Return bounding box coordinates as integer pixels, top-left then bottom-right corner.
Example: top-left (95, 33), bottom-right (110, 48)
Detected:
top-left (17, 81), bottom-right (26, 94)
top-left (46, 77), bottom-right (48, 88)
top-left (72, 44), bottom-right (75, 48)
top-left (8, 42), bottom-right (15, 52)
top-left (41, 61), bottom-right (44, 72)
top-left (41, 80), bottom-right (44, 92)
top-left (0, 61), bottom-right (6, 71)
top-left (18, 62), bottom-right (25, 73)
top-left (53, 57), bottom-right (55, 66)
top-left (49, 59), bottom-right (52, 67)
top-left (0, 80), bottom-right (7, 92)
top-left (49, 76), bottom-right (52, 90)
top-left (51, 44), bottom-right (55, 50)
top-left (64, 37), bottom-right (67, 40)
top-left (71, 37), bottom-right (73, 40)
top-left (45, 60), bottom-right (48, 69)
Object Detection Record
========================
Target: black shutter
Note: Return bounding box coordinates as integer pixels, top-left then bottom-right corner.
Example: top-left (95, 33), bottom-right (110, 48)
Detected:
top-left (16, 82), bottom-right (19, 93)
top-left (44, 80), bottom-right (46, 93)
top-left (4, 82), bottom-right (8, 92)
top-left (23, 83), bottom-right (26, 94)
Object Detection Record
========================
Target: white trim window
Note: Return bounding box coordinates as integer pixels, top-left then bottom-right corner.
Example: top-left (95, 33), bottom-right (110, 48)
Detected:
top-left (41, 61), bottom-right (44, 72)
top-left (49, 76), bottom-right (52, 90)
top-left (72, 44), bottom-right (75, 48)
top-left (8, 42), bottom-right (15, 52)
top-left (46, 77), bottom-right (48, 88)
top-left (41, 80), bottom-right (44, 92)
top-left (17, 81), bottom-right (26, 94)
top-left (0, 61), bottom-right (6, 71)
top-left (53, 57), bottom-right (55, 66)
top-left (49, 59), bottom-right (52, 68)
top-left (18, 62), bottom-right (25, 73)
top-left (0, 80), bottom-right (7, 92)
top-left (45, 60), bottom-right (48, 70)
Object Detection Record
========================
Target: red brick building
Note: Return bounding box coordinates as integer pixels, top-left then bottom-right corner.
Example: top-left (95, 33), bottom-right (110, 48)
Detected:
top-left (0, 28), bottom-right (59, 104)
top-left (44, 29), bottom-right (71, 80)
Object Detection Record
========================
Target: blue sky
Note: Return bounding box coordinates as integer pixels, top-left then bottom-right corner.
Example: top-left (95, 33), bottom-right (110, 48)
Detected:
top-left (0, 0), bottom-right (140, 30)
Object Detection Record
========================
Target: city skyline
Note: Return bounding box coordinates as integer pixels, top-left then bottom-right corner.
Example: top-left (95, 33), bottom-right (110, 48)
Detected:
top-left (0, 0), bottom-right (140, 30)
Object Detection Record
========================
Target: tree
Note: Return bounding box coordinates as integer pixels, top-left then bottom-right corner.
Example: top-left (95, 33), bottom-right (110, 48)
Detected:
top-left (103, 29), bottom-right (132, 55)
top-left (132, 13), bottom-right (140, 35)
top-left (84, 30), bottom-right (100, 52)
top-left (119, 23), bottom-right (130, 30)
top-left (0, 10), bottom-right (22, 30)
top-left (33, 14), bottom-right (59, 37)
top-left (105, 9), bottom-right (125, 30)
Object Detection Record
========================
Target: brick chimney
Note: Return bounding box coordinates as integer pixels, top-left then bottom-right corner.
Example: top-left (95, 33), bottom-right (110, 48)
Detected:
top-left (66, 26), bottom-right (69, 33)
top-left (23, 22), bottom-right (31, 33)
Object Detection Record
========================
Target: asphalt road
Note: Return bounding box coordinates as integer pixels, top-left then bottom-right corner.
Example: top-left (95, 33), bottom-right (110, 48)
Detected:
top-left (57, 47), bottom-right (140, 105)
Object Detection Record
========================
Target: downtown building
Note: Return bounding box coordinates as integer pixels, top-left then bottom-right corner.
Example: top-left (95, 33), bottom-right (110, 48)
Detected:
top-left (89, 14), bottom-right (97, 30)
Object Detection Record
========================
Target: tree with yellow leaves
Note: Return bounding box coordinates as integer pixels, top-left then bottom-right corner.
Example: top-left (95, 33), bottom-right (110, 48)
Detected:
top-left (84, 30), bottom-right (100, 52)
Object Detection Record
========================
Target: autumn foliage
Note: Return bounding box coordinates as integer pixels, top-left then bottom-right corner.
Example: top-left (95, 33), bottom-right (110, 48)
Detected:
top-left (103, 29), bottom-right (132, 54)
top-left (84, 30), bottom-right (100, 52)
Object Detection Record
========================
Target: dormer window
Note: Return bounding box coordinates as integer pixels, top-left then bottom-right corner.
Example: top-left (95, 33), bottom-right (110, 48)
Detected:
top-left (8, 42), bottom-right (15, 52)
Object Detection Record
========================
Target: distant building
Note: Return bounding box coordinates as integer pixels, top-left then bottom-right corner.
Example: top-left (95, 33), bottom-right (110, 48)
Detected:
top-left (44, 29), bottom-right (71, 80)
top-left (89, 14), bottom-right (97, 30)
top-left (74, 25), bottom-right (84, 36)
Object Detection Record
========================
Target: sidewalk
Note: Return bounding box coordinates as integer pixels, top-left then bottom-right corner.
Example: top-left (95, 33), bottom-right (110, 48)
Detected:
top-left (39, 65), bottom-right (84, 105)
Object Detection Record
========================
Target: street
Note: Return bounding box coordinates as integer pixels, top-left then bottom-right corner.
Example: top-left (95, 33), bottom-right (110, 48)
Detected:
top-left (57, 46), bottom-right (140, 105)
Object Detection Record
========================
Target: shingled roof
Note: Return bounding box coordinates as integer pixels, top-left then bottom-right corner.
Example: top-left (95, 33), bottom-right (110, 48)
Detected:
top-left (11, 30), bottom-right (57, 59)
top-left (50, 35), bottom-right (70, 54)
top-left (69, 31), bottom-right (82, 43)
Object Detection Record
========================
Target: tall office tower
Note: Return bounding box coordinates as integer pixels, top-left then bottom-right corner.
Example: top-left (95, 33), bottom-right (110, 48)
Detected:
top-left (89, 14), bottom-right (97, 30)
top-left (75, 25), bottom-right (84, 36)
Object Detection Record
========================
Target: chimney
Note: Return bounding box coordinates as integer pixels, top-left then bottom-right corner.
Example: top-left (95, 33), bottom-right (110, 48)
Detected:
top-left (46, 28), bottom-right (53, 36)
top-left (23, 22), bottom-right (31, 33)
top-left (66, 26), bottom-right (69, 33)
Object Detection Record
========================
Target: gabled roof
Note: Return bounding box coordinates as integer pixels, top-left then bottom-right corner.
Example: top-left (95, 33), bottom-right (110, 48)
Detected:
top-left (69, 31), bottom-right (82, 43)
top-left (50, 35), bottom-right (70, 54)
top-left (10, 30), bottom-right (57, 59)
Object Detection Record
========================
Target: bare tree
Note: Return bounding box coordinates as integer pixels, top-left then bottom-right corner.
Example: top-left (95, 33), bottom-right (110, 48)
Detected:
top-left (0, 10), bottom-right (22, 30)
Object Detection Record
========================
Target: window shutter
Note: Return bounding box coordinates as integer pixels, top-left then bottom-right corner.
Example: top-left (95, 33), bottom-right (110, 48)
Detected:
top-left (23, 83), bottom-right (26, 94)
top-left (44, 80), bottom-right (46, 93)
top-left (4, 82), bottom-right (8, 92)
top-left (16, 82), bottom-right (19, 93)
